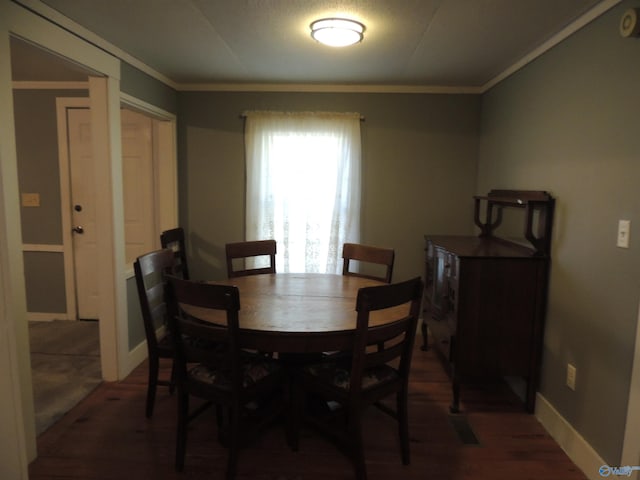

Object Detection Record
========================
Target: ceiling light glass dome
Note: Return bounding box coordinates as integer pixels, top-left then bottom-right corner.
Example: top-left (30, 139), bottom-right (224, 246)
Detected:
top-left (310, 18), bottom-right (365, 47)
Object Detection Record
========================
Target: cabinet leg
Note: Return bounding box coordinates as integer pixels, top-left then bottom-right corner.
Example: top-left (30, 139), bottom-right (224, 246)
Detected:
top-left (420, 319), bottom-right (429, 351)
top-left (449, 381), bottom-right (460, 414)
top-left (525, 377), bottom-right (536, 413)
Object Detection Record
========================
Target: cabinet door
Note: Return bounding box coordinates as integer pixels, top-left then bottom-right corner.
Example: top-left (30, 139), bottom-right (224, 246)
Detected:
top-left (431, 248), bottom-right (452, 319)
top-left (423, 242), bottom-right (434, 305)
top-left (455, 257), bottom-right (538, 378)
top-left (427, 248), bottom-right (457, 360)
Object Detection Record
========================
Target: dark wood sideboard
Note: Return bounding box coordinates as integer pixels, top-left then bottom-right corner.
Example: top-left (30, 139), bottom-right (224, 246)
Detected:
top-left (422, 190), bottom-right (555, 413)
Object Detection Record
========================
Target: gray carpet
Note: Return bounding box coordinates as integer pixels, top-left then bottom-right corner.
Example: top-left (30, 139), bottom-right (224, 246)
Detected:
top-left (29, 320), bottom-right (101, 435)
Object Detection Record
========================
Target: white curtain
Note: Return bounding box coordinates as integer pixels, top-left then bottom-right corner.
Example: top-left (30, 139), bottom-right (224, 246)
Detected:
top-left (244, 111), bottom-right (361, 273)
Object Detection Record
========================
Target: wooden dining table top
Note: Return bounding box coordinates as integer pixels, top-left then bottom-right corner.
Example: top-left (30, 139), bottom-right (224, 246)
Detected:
top-left (182, 273), bottom-right (411, 353)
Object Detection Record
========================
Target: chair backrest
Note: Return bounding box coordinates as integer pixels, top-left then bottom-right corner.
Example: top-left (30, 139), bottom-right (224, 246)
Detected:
top-left (342, 242), bottom-right (395, 283)
top-left (165, 276), bottom-right (242, 392)
top-left (349, 276), bottom-right (423, 397)
top-left (160, 227), bottom-right (190, 280)
top-left (134, 248), bottom-right (176, 354)
top-left (225, 239), bottom-right (277, 278)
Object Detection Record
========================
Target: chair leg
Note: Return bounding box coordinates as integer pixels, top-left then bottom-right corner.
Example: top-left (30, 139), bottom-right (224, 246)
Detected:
top-left (348, 413), bottom-right (367, 480)
top-left (146, 357), bottom-right (159, 418)
top-left (397, 390), bottom-right (410, 465)
top-left (175, 391), bottom-right (189, 472)
top-left (216, 405), bottom-right (224, 429)
top-left (169, 359), bottom-right (177, 394)
top-left (226, 406), bottom-right (240, 480)
top-left (289, 381), bottom-right (302, 452)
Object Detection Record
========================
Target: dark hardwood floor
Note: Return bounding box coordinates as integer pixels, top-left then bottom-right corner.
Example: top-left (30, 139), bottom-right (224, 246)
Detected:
top-left (29, 339), bottom-right (587, 480)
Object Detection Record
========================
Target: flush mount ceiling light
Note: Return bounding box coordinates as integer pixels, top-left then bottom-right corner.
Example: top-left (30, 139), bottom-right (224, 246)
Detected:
top-left (310, 18), bottom-right (365, 47)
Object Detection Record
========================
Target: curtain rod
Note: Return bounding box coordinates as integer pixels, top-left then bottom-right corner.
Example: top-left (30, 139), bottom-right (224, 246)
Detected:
top-left (239, 112), bottom-right (365, 121)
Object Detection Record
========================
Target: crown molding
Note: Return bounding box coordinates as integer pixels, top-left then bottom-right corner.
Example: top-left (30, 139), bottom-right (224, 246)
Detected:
top-left (177, 83), bottom-right (483, 94)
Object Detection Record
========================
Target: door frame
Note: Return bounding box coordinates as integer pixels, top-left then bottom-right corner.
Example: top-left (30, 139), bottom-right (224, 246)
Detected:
top-left (120, 92), bottom-right (178, 266)
top-left (118, 94), bottom-right (178, 372)
top-left (57, 96), bottom-right (178, 322)
top-left (56, 97), bottom-right (90, 321)
top-left (3, 2), bottom-right (122, 470)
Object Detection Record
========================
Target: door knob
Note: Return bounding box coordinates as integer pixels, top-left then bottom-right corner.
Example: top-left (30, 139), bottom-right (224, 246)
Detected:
top-left (72, 226), bottom-right (84, 234)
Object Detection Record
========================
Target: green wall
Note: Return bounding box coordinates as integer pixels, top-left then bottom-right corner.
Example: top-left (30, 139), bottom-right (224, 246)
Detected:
top-left (14, 89), bottom-right (87, 314)
top-left (23, 252), bottom-right (66, 313)
top-left (14, 89), bottom-right (88, 245)
top-left (177, 91), bottom-right (481, 282)
top-left (478, 0), bottom-right (640, 464)
top-left (120, 62), bottom-right (177, 114)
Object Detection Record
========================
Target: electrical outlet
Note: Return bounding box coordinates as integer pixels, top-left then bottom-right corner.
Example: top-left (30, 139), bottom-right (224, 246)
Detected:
top-left (618, 220), bottom-right (631, 248)
top-left (566, 363), bottom-right (576, 390)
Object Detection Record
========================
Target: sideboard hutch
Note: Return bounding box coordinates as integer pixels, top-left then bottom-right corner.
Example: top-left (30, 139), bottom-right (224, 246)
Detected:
top-left (422, 190), bottom-right (554, 413)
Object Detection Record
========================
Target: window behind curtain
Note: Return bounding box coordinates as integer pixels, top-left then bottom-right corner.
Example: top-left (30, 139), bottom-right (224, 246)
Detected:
top-left (244, 111), bottom-right (361, 273)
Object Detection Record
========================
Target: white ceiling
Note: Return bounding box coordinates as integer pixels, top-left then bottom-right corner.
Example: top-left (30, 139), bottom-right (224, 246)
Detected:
top-left (15, 0), bottom-right (616, 89)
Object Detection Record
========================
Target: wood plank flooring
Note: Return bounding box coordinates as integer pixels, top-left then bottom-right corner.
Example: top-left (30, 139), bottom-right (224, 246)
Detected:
top-left (29, 340), bottom-right (588, 480)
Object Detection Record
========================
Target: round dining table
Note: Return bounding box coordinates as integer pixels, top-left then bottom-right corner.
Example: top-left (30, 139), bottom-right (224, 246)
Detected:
top-left (183, 273), bottom-right (410, 354)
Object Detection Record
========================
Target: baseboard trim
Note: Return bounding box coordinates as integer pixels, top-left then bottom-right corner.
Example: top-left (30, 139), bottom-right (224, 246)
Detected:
top-left (121, 325), bottom-right (167, 380)
top-left (123, 339), bottom-right (148, 379)
top-left (535, 393), bottom-right (604, 480)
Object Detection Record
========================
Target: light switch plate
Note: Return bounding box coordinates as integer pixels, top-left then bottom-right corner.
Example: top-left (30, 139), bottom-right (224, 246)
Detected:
top-left (617, 220), bottom-right (631, 248)
top-left (21, 193), bottom-right (40, 207)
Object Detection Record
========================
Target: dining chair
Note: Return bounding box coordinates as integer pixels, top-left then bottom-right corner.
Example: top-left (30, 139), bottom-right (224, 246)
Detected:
top-left (165, 276), bottom-right (287, 479)
top-left (225, 239), bottom-right (277, 278)
top-left (160, 227), bottom-right (190, 280)
top-left (292, 276), bottom-right (423, 480)
top-left (133, 248), bottom-right (177, 418)
top-left (342, 242), bottom-right (395, 283)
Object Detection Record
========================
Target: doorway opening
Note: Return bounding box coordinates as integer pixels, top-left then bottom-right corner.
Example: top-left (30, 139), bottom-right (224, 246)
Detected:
top-left (11, 35), bottom-right (177, 437)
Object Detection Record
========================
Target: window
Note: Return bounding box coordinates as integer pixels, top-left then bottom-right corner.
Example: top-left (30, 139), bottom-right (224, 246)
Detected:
top-left (244, 111), bottom-right (361, 273)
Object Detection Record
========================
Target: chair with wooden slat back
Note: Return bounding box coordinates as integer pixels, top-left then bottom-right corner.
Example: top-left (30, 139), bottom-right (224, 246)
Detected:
top-left (164, 276), bottom-right (288, 479)
top-left (342, 242), bottom-right (395, 284)
top-left (133, 248), bottom-right (176, 418)
top-left (292, 276), bottom-right (423, 480)
top-left (160, 227), bottom-right (190, 280)
top-left (225, 239), bottom-right (277, 278)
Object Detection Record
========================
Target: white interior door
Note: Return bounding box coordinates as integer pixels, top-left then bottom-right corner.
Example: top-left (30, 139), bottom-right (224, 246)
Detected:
top-left (67, 107), bottom-right (99, 320)
top-left (64, 106), bottom-right (158, 319)
top-left (121, 108), bottom-right (155, 264)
